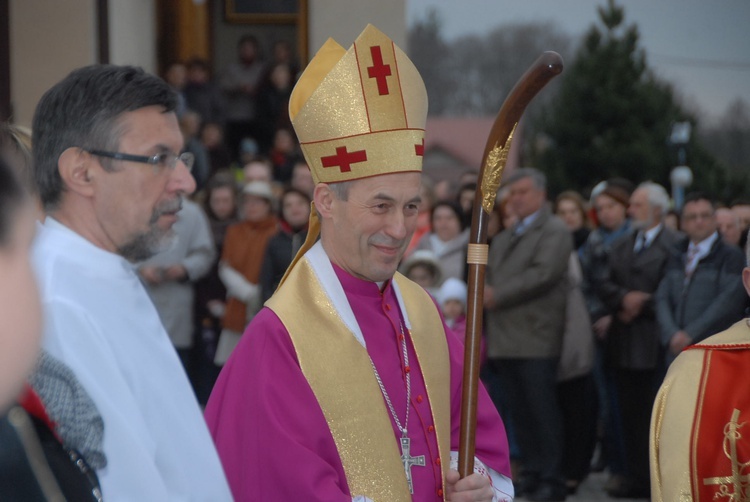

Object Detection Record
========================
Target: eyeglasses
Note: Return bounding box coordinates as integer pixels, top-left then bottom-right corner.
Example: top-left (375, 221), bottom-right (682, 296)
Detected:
top-left (87, 149), bottom-right (194, 172)
top-left (683, 212), bottom-right (714, 222)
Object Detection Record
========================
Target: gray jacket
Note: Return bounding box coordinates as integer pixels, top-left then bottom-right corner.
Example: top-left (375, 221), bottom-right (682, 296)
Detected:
top-left (485, 206), bottom-right (572, 359)
top-left (655, 235), bottom-right (746, 347)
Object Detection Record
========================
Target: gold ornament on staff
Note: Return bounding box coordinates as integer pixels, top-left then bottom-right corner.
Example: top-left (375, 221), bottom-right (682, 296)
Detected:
top-left (480, 123), bottom-right (517, 214)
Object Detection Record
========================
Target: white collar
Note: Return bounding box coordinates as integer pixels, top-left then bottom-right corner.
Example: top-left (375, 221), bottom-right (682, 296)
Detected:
top-left (689, 231), bottom-right (719, 256)
top-left (305, 242), bottom-right (412, 349)
top-left (641, 223), bottom-right (663, 247)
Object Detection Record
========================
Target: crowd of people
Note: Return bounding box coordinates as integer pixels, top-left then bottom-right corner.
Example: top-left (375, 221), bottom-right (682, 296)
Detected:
top-left (1, 24), bottom-right (750, 502)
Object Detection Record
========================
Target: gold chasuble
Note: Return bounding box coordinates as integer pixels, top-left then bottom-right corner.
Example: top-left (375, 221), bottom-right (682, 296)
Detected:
top-left (650, 319), bottom-right (750, 501)
top-left (266, 244), bottom-right (451, 501)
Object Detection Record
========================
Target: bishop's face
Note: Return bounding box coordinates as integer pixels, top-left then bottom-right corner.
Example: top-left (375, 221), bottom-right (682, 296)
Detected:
top-left (321, 172), bottom-right (422, 283)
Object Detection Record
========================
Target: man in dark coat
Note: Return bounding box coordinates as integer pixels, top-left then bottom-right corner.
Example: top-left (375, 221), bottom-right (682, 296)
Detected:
top-left (597, 181), bottom-right (679, 498)
top-left (655, 193), bottom-right (746, 365)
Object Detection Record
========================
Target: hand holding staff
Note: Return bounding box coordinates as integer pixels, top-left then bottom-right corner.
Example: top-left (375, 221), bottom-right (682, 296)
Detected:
top-left (458, 51), bottom-right (563, 478)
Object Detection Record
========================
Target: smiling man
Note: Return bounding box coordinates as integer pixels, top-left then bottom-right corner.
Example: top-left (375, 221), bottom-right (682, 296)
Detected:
top-left (31, 65), bottom-right (231, 500)
top-left (206, 25), bottom-right (513, 501)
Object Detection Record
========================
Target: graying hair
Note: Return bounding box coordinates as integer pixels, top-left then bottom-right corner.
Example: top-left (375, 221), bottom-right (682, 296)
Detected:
top-left (505, 167), bottom-right (546, 191)
top-left (328, 180), bottom-right (352, 201)
top-left (637, 181), bottom-right (670, 217)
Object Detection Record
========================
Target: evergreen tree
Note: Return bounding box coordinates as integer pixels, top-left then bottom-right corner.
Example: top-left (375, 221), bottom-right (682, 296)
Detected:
top-left (531, 0), bottom-right (729, 199)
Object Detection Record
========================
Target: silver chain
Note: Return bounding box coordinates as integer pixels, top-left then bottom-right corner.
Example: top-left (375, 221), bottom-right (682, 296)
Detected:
top-left (369, 322), bottom-right (411, 437)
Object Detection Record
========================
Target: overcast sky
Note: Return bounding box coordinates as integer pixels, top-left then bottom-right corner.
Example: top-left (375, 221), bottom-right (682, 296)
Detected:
top-left (406, 0), bottom-right (750, 123)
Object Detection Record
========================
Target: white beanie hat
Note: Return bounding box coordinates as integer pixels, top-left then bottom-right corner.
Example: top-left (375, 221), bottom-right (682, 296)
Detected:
top-left (436, 277), bottom-right (467, 308)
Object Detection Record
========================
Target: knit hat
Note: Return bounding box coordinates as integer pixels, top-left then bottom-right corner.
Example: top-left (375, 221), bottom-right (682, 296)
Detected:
top-left (436, 277), bottom-right (468, 308)
top-left (399, 250), bottom-right (443, 285)
top-left (242, 181), bottom-right (274, 202)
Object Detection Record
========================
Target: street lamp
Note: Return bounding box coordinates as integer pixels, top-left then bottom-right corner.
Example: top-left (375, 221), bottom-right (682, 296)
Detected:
top-left (669, 122), bottom-right (692, 211)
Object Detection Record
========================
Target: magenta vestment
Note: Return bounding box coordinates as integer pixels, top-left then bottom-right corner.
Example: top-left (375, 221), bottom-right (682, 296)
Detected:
top-left (205, 263), bottom-right (511, 501)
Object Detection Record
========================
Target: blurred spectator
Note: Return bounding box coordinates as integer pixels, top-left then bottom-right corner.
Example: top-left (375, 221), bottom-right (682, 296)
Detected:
top-left (243, 157), bottom-right (273, 184)
top-left (184, 58), bottom-right (225, 127)
top-left (238, 137), bottom-right (261, 166)
top-left (596, 182), bottom-right (678, 499)
top-left (256, 64), bottom-right (295, 152)
top-left (716, 207), bottom-right (742, 247)
top-left (260, 188), bottom-right (310, 301)
top-left (578, 180), bottom-right (632, 487)
top-left (655, 193), bottom-right (746, 366)
top-left (484, 168), bottom-right (571, 500)
top-left (555, 192), bottom-right (597, 495)
top-left (414, 200), bottom-right (469, 283)
top-left (180, 110), bottom-right (210, 189)
top-left (555, 190), bottom-right (590, 250)
top-left (457, 182), bottom-right (476, 214)
top-left (457, 182), bottom-right (476, 229)
top-left (405, 177), bottom-right (436, 257)
top-left (290, 160), bottom-right (315, 198)
top-left (163, 61), bottom-right (188, 118)
top-left (433, 179), bottom-right (454, 202)
top-left (731, 200), bottom-right (750, 250)
top-left (459, 169), bottom-right (479, 187)
top-left (269, 40), bottom-right (299, 77)
top-left (581, 182), bottom-right (633, 336)
top-left (399, 249), bottom-right (443, 297)
top-left (138, 199), bottom-right (215, 384)
top-left (201, 121), bottom-right (233, 175)
top-left (267, 127), bottom-right (299, 183)
top-left (220, 35), bottom-right (265, 163)
top-left (194, 172), bottom-right (239, 402)
top-left (436, 277), bottom-right (468, 340)
top-left (731, 200), bottom-right (750, 230)
top-left (664, 208), bottom-right (680, 233)
top-left (215, 181), bottom-right (278, 365)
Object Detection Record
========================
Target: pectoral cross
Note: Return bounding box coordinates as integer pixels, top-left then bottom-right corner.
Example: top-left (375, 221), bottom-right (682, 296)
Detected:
top-left (400, 436), bottom-right (426, 494)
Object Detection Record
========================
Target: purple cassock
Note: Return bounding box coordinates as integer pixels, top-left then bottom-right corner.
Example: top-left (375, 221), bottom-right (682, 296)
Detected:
top-left (205, 263), bottom-right (511, 501)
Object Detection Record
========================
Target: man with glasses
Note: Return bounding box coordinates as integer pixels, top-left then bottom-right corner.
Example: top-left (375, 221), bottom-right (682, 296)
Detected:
top-left (31, 65), bottom-right (231, 500)
top-left (655, 192), bottom-right (746, 366)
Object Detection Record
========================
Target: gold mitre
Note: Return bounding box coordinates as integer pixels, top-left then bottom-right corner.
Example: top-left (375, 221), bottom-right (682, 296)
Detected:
top-left (289, 24), bottom-right (428, 184)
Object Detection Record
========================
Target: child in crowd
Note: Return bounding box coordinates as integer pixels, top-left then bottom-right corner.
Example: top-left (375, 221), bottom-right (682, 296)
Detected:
top-left (399, 249), bottom-right (442, 297)
top-left (436, 277), bottom-right (468, 339)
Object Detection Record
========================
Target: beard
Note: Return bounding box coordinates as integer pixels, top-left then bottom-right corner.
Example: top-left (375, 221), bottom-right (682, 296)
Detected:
top-left (118, 197), bottom-right (182, 262)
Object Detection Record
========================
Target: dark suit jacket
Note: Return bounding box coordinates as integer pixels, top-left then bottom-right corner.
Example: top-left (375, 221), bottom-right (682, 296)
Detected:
top-left (598, 225), bottom-right (680, 370)
top-left (485, 205), bottom-right (572, 359)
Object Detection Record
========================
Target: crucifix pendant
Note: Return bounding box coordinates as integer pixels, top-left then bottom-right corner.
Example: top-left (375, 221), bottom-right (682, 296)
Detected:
top-left (400, 436), bottom-right (426, 494)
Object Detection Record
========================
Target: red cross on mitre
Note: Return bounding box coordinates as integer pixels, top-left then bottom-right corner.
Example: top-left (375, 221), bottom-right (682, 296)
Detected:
top-left (415, 138), bottom-right (425, 156)
top-left (321, 146), bottom-right (368, 173)
top-left (367, 46), bottom-right (392, 96)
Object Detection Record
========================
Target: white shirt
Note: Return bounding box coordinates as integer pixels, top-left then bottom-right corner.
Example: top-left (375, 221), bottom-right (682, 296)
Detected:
top-left (33, 218), bottom-right (232, 502)
top-left (634, 223), bottom-right (663, 252)
top-left (685, 231), bottom-right (719, 276)
top-left (513, 209), bottom-right (541, 236)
